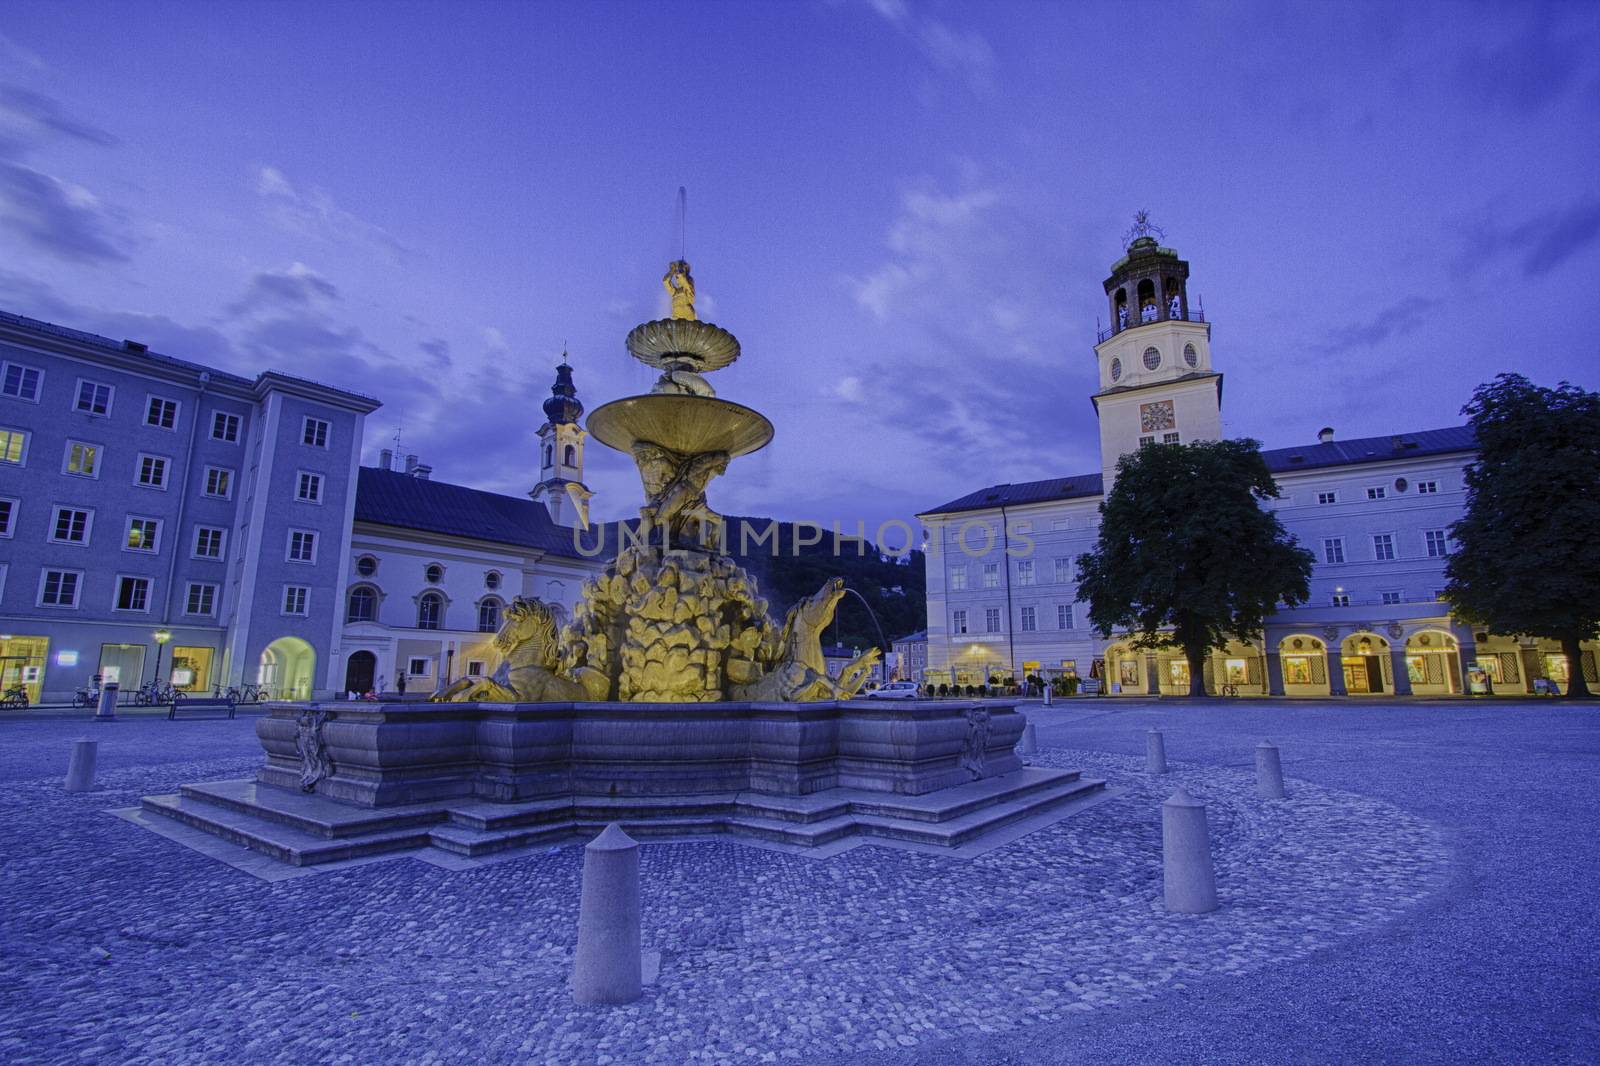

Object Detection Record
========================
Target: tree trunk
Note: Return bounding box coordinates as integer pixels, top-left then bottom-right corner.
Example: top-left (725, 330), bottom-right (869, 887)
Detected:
top-left (1560, 634), bottom-right (1593, 698)
top-left (1186, 644), bottom-right (1209, 698)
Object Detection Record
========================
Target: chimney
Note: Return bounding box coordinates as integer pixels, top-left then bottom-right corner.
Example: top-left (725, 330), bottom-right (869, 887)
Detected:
top-left (1317, 427), bottom-right (1335, 443)
top-left (412, 463), bottom-right (432, 480)
top-left (405, 453), bottom-right (419, 474)
top-left (379, 448), bottom-right (393, 471)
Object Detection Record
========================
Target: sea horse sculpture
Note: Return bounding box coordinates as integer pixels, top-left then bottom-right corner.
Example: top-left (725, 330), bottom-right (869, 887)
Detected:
top-left (730, 577), bottom-right (882, 701)
top-left (430, 597), bottom-right (605, 702)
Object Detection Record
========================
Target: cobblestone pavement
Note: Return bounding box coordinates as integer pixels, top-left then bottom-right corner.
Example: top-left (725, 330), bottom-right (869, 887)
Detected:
top-left (0, 710), bottom-right (1458, 1065)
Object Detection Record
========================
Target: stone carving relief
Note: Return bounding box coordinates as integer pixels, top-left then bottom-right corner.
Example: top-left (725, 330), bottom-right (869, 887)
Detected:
top-left (959, 708), bottom-right (991, 779)
top-left (295, 708), bottom-right (332, 792)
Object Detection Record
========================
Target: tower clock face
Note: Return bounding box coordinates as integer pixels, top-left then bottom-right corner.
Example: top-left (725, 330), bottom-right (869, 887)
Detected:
top-left (1140, 400), bottom-right (1176, 432)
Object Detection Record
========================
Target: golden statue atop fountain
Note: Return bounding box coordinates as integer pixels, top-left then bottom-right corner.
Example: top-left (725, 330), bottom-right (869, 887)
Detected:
top-left (434, 258), bottom-right (880, 704)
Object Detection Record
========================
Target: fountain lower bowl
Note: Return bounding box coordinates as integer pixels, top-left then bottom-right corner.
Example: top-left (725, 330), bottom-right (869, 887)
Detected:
top-left (588, 394), bottom-right (774, 457)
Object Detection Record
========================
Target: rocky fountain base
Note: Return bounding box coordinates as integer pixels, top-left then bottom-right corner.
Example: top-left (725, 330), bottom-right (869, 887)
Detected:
top-left (138, 698), bottom-right (1105, 866)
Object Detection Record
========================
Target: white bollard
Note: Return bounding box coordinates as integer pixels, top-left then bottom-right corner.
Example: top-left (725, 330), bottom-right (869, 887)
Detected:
top-left (1162, 788), bottom-right (1218, 913)
top-left (1145, 728), bottom-right (1168, 774)
top-left (65, 738), bottom-right (98, 793)
top-left (1018, 718), bottom-right (1039, 755)
top-left (95, 682), bottom-right (119, 722)
top-left (1256, 741), bottom-right (1286, 799)
top-left (572, 823), bottom-right (642, 1005)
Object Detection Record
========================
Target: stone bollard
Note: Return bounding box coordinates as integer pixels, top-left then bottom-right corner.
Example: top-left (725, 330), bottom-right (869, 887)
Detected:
top-left (572, 823), bottom-right (642, 1005)
top-left (1256, 741), bottom-right (1286, 799)
top-left (1018, 718), bottom-right (1039, 755)
top-left (1162, 788), bottom-right (1218, 914)
top-left (65, 738), bottom-right (98, 793)
top-left (1145, 729), bottom-right (1168, 774)
top-left (95, 683), bottom-right (119, 722)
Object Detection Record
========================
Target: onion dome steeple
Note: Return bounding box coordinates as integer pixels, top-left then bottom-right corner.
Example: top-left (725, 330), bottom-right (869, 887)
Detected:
top-left (543, 356), bottom-right (584, 425)
top-left (531, 353), bottom-right (593, 528)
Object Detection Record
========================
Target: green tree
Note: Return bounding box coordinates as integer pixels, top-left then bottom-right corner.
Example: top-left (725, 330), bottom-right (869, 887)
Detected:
top-left (1444, 374), bottom-right (1600, 698)
top-left (1076, 439), bottom-right (1314, 697)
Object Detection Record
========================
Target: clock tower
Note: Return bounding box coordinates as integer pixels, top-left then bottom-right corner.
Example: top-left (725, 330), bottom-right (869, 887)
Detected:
top-left (530, 356), bottom-right (593, 528)
top-left (1091, 214), bottom-right (1222, 487)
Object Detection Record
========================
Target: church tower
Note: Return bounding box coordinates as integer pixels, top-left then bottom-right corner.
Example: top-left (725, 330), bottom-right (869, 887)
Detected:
top-left (1091, 213), bottom-right (1222, 487)
top-left (530, 357), bottom-right (593, 528)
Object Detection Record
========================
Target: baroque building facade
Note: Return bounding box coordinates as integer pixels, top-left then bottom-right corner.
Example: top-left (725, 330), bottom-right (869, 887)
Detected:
top-left (919, 232), bottom-right (1598, 697)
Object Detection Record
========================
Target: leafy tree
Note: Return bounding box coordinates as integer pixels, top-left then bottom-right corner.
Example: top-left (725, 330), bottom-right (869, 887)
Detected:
top-left (1444, 374), bottom-right (1600, 698)
top-left (1076, 439), bottom-right (1314, 697)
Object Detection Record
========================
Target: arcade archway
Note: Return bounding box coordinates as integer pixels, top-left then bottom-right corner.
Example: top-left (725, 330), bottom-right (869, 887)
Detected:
top-left (259, 637), bottom-right (316, 700)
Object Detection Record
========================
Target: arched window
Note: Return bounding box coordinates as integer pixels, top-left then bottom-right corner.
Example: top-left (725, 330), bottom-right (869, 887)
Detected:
top-left (424, 563), bottom-right (443, 584)
top-left (418, 592), bottom-right (443, 630)
top-left (347, 585), bottom-right (377, 623)
top-left (477, 597), bottom-right (503, 633)
top-left (563, 444), bottom-right (576, 467)
top-left (543, 444), bottom-right (553, 468)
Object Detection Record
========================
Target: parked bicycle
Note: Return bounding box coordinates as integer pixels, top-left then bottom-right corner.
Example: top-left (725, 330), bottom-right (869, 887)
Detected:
top-left (72, 685), bottom-right (102, 709)
top-left (1, 685), bottom-right (29, 710)
top-left (132, 681), bottom-right (186, 706)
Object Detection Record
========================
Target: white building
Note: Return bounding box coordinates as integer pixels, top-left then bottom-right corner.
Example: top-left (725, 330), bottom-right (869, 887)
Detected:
top-left (919, 230), bottom-right (1597, 697)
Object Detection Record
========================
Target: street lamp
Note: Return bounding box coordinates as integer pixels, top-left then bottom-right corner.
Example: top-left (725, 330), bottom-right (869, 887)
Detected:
top-left (151, 628), bottom-right (172, 688)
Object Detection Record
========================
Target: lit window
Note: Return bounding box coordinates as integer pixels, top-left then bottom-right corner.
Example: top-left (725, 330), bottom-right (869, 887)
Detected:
top-left (125, 517), bottom-right (160, 552)
top-left (65, 441), bottom-right (99, 477)
top-left (212, 412), bottom-right (240, 442)
top-left (418, 592), bottom-right (443, 630)
top-left (1057, 604), bottom-right (1074, 629)
top-left (297, 471), bottom-right (323, 502)
top-left (949, 567), bottom-right (967, 591)
top-left (145, 396), bottom-right (179, 429)
top-left (194, 526), bottom-right (226, 559)
top-left (347, 586), bottom-right (377, 622)
top-left (1016, 560), bottom-right (1034, 586)
top-left (0, 427), bottom-right (26, 464)
top-left (984, 607), bottom-right (1001, 633)
top-left (1366, 486), bottom-right (1387, 500)
top-left (288, 530), bottom-right (317, 562)
top-left (1020, 606), bottom-right (1036, 631)
top-left (303, 417), bottom-right (330, 448)
top-left (1373, 534), bottom-right (1395, 561)
top-left (1323, 538), bottom-right (1344, 564)
top-left (40, 569), bottom-right (81, 607)
top-left (137, 454), bottom-right (168, 488)
top-left (1381, 591), bottom-right (1402, 605)
top-left (1424, 530), bottom-right (1449, 558)
top-left (75, 380), bottom-right (113, 416)
top-left (2, 363), bottom-right (41, 401)
top-left (283, 586), bottom-right (309, 615)
top-left (203, 467), bottom-right (232, 498)
top-left (1416, 481), bottom-right (1439, 494)
top-left (116, 576), bottom-right (151, 612)
top-left (982, 564), bottom-right (999, 589)
top-left (478, 598), bottom-right (502, 633)
top-left (0, 497), bottom-right (14, 537)
top-left (51, 507), bottom-right (90, 544)
top-left (1317, 491), bottom-right (1338, 505)
top-left (953, 609), bottom-right (968, 634)
top-left (186, 583), bottom-right (217, 615)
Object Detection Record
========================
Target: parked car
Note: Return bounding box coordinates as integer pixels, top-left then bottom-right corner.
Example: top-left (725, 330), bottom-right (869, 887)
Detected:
top-left (863, 681), bottom-right (919, 700)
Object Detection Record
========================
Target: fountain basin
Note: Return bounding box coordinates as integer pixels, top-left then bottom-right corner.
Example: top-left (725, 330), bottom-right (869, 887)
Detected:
top-left (588, 394), bottom-right (774, 458)
top-left (624, 317), bottom-right (741, 370)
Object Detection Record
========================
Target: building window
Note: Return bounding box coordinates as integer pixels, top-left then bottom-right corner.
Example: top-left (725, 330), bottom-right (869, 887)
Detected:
top-left (51, 507), bottom-right (91, 544)
top-left (1183, 343), bottom-right (1198, 368)
top-left (1373, 533), bottom-right (1395, 561)
top-left (347, 586), bottom-right (377, 622)
top-left (1162, 432), bottom-right (1180, 444)
top-left (424, 563), bottom-right (443, 584)
top-left (125, 517), bottom-right (160, 552)
top-left (74, 380), bottom-right (113, 416)
top-left (1142, 346), bottom-right (1161, 371)
top-left (1424, 530), bottom-right (1449, 558)
top-left (1381, 591), bottom-right (1402, 605)
top-left (1416, 481), bottom-right (1439, 494)
top-left (1331, 593), bottom-right (1350, 607)
top-left (115, 576), bottom-right (152, 612)
top-left (355, 555), bottom-right (378, 577)
top-left (407, 657), bottom-right (430, 677)
top-left (418, 592), bottom-right (443, 630)
top-left (949, 566), bottom-right (967, 591)
top-left (211, 411), bottom-right (240, 442)
top-left (1323, 537), bottom-right (1344, 564)
top-left (64, 441), bottom-right (99, 477)
top-left (1051, 518), bottom-right (1069, 531)
top-left (2, 362), bottom-right (42, 401)
top-left (953, 609), bottom-right (968, 634)
top-left (186, 582), bottom-right (217, 616)
top-left (1016, 560), bottom-right (1034, 586)
top-left (283, 585), bottom-right (309, 615)
top-left (193, 526), bottom-right (226, 559)
top-left (39, 569), bottom-right (82, 608)
top-left (1054, 558), bottom-right (1072, 584)
top-left (485, 570), bottom-right (502, 590)
top-left (563, 444), bottom-right (576, 466)
top-left (1366, 486), bottom-right (1387, 500)
top-left (203, 466), bottom-right (233, 498)
top-left (0, 497), bottom-right (15, 537)
top-left (466, 660), bottom-right (485, 677)
top-left (136, 453), bottom-right (169, 488)
top-left (1138, 435), bottom-right (1155, 448)
top-left (296, 471), bottom-right (323, 503)
top-left (1317, 491), bottom-right (1338, 505)
top-left (0, 427), bottom-right (27, 464)
top-left (982, 563), bottom-right (999, 589)
top-left (478, 598), bottom-right (503, 633)
top-left (984, 607), bottom-right (1001, 633)
top-left (145, 396), bottom-right (179, 430)
top-left (287, 530), bottom-right (317, 562)
top-left (1057, 604), bottom-right (1074, 629)
top-left (302, 417), bottom-right (330, 448)
top-left (1020, 606), bottom-right (1037, 632)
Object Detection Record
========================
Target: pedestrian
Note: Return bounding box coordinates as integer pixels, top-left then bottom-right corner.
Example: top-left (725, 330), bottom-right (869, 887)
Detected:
top-left (397, 672), bottom-right (408, 696)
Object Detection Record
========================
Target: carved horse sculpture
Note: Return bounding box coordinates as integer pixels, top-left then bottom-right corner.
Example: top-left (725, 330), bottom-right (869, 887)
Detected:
top-left (430, 597), bottom-right (605, 703)
top-left (731, 577), bottom-right (882, 701)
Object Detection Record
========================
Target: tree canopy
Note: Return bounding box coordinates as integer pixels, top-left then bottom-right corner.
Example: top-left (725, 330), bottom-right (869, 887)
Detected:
top-left (1444, 373), bottom-right (1600, 698)
top-left (1076, 439), bottom-right (1314, 696)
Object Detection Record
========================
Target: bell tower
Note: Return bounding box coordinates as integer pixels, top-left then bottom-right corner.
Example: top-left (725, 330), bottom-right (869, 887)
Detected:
top-left (1091, 212), bottom-right (1222, 487)
top-left (530, 355), bottom-right (593, 528)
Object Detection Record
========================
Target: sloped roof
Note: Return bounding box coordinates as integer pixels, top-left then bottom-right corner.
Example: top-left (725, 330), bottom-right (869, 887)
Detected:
top-left (892, 630), bottom-right (928, 644)
top-left (921, 426), bottom-right (1476, 516)
top-left (355, 467), bottom-right (601, 559)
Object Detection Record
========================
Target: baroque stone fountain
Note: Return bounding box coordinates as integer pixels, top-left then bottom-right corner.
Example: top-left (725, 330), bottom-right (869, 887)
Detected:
top-left (136, 261), bottom-right (1105, 867)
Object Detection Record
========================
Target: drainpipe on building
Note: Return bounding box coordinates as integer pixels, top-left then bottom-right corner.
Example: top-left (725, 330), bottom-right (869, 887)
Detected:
top-left (159, 372), bottom-right (210, 629)
top-left (999, 504), bottom-right (1016, 683)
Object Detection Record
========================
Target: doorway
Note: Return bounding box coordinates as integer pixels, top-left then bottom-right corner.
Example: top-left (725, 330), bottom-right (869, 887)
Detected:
top-left (344, 650), bottom-right (377, 694)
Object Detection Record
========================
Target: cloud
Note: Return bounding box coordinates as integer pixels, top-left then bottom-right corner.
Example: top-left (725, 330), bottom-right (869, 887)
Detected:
top-left (828, 375), bottom-right (867, 404)
top-left (0, 84), bottom-right (117, 149)
top-left (256, 165), bottom-right (410, 260)
top-left (851, 184), bottom-right (1001, 322)
top-left (419, 338), bottom-right (452, 369)
top-left (226, 262), bottom-right (340, 315)
top-left (867, 0), bottom-right (995, 97)
top-left (0, 161), bottom-right (131, 262)
top-left (1450, 8), bottom-right (1589, 114)
top-left (1311, 298), bottom-right (1440, 355)
top-left (1463, 197), bottom-right (1600, 279)
top-left (0, 36), bottom-right (46, 73)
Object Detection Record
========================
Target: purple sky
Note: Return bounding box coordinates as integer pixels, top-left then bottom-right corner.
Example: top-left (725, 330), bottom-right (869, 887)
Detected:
top-left (2, 1), bottom-right (1597, 534)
